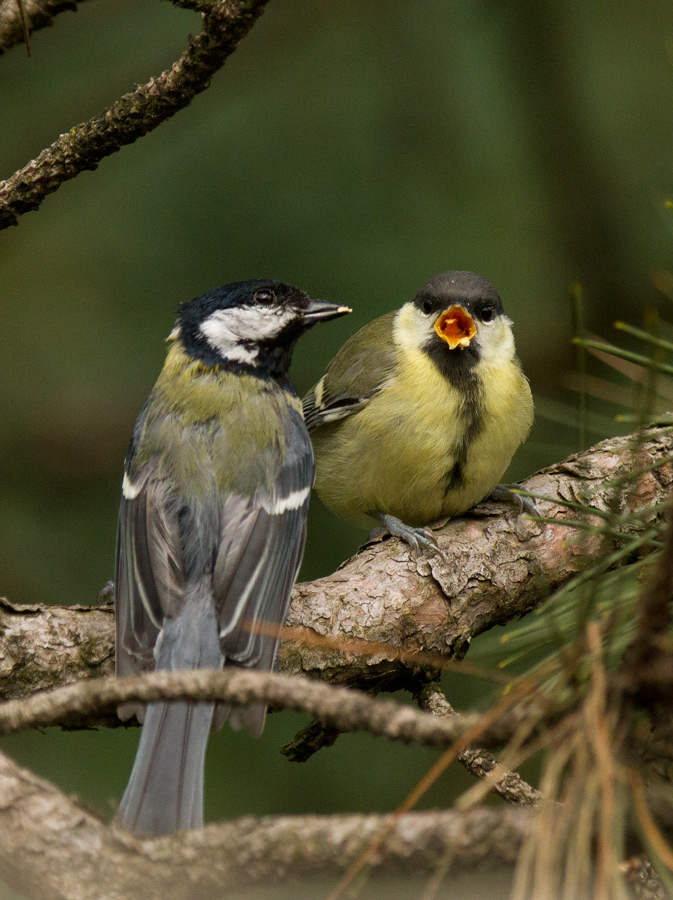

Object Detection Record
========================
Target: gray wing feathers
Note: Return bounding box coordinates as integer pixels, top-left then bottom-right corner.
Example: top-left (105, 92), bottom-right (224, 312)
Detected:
top-left (214, 422), bottom-right (313, 735)
top-left (215, 439), bottom-right (312, 662)
top-left (116, 398), bottom-right (314, 834)
top-left (115, 476), bottom-right (185, 721)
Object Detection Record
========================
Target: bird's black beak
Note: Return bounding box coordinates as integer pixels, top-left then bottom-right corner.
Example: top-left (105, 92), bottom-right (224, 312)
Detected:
top-left (301, 299), bottom-right (352, 325)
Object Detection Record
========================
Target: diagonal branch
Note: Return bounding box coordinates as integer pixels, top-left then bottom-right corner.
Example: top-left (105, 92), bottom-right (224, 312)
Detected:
top-left (1, 425), bottom-right (671, 708)
top-left (414, 681), bottom-right (542, 807)
top-left (0, 0), bottom-right (268, 228)
top-left (0, 747), bottom-right (533, 900)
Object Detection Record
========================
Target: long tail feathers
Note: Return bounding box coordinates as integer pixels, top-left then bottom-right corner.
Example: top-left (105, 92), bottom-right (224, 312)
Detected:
top-left (118, 698), bottom-right (214, 835)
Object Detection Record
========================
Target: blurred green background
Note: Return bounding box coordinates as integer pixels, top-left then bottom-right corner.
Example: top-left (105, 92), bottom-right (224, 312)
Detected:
top-left (1, 0), bottom-right (673, 894)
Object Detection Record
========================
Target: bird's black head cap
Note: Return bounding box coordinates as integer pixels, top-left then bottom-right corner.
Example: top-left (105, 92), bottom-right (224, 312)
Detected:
top-left (177, 279), bottom-right (317, 380)
top-left (413, 271), bottom-right (505, 321)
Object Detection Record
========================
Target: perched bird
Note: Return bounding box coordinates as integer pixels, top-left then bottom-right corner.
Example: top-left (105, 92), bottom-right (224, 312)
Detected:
top-left (114, 280), bottom-right (350, 835)
top-left (302, 271), bottom-right (533, 552)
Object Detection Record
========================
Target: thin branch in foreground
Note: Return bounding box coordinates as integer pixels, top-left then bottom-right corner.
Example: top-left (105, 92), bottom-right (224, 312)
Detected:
top-left (0, 666), bottom-right (540, 750)
top-left (0, 0), bottom-right (269, 228)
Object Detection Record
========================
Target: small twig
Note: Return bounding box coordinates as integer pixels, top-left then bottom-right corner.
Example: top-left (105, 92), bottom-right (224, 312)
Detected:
top-left (280, 719), bottom-right (342, 762)
top-left (413, 681), bottom-right (541, 900)
top-left (16, 0), bottom-right (31, 55)
top-left (325, 675), bottom-right (544, 900)
top-left (620, 857), bottom-right (667, 900)
top-left (414, 682), bottom-right (542, 807)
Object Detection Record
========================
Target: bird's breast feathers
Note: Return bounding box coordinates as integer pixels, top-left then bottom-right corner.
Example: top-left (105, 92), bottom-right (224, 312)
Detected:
top-left (128, 341), bottom-right (305, 497)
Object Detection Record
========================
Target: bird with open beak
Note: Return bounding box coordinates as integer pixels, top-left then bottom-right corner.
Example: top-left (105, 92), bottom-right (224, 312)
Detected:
top-left (302, 271), bottom-right (534, 553)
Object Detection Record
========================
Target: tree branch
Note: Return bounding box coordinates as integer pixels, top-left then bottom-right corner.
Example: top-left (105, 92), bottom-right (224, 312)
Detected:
top-left (0, 747), bottom-right (533, 900)
top-left (0, 0), bottom-right (268, 228)
top-left (0, 666), bottom-right (536, 749)
top-left (414, 682), bottom-right (542, 807)
top-left (1, 426), bottom-right (671, 705)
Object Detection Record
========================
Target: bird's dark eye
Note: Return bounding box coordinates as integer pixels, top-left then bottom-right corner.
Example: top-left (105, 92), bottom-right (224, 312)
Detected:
top-left (421, 297), bottom-right (434, 315)
top-left (254, 289), bottom-right (274, 304)
top-left (480, 304), bottom-right (495, 323)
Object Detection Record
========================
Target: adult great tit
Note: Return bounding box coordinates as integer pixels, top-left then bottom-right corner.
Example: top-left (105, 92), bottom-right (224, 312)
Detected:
top-left (115, 280), bottom-right (350, 835)
top-left (302, 271), bottom-right (533, 553)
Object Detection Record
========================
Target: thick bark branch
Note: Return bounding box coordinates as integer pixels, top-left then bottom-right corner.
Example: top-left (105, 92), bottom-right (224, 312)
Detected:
top-left (0, 747), bottom-right (532, 900)
top-left (0, 0), bottom-right (268, 228)
top-left (1, 426), bottom-right (670, 707)
top-left (285, 426), bottom-right (673, 682)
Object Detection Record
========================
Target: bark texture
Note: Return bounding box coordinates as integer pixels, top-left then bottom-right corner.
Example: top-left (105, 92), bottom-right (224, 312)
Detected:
top-left (284, 426), bottom-right (672, 680)
top-left (415, 682), bottom-right (542, 807)
top-left (0, 748), bottom-right (532, 900)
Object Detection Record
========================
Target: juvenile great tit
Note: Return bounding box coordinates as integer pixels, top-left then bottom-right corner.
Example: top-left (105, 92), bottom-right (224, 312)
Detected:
top-left (302, 271), bottom-right (533, 553)
top-left (114, 279), bottom-right (350, 835)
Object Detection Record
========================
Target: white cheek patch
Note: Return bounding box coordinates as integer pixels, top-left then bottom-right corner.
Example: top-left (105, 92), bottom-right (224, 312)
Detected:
top-left (200, 306), bottom-right (294, 363)
top-left (478, 315), bottom-right (515, 367)
top-left (393, 303), bottom-right (434, 354)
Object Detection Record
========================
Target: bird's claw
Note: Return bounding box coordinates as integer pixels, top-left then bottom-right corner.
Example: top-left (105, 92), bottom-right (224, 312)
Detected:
top-left (369, 512), bottom-right (446, 562)
top-left (490, 484), bottom-right (540, 518)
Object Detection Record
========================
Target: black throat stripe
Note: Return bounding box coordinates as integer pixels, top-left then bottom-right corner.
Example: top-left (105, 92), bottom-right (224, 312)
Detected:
top-left (423, 339), bottom-right (484, 494)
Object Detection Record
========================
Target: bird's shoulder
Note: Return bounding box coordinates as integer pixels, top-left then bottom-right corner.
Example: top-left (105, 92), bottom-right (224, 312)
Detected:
top-left (126, 354), bottom-right (308, 497)
top-left (303, 310), bottom-right (399, 430)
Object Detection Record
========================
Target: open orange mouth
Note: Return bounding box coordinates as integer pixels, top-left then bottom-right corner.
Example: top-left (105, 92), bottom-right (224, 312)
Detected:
top-left (434, 305), bottom-right (476, 349)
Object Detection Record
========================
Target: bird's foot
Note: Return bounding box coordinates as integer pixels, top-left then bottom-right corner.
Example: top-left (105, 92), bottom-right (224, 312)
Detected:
top-left (490, 484), bottom-right (540, 517)
top-left (368, 511), bottom-right (445, 561)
